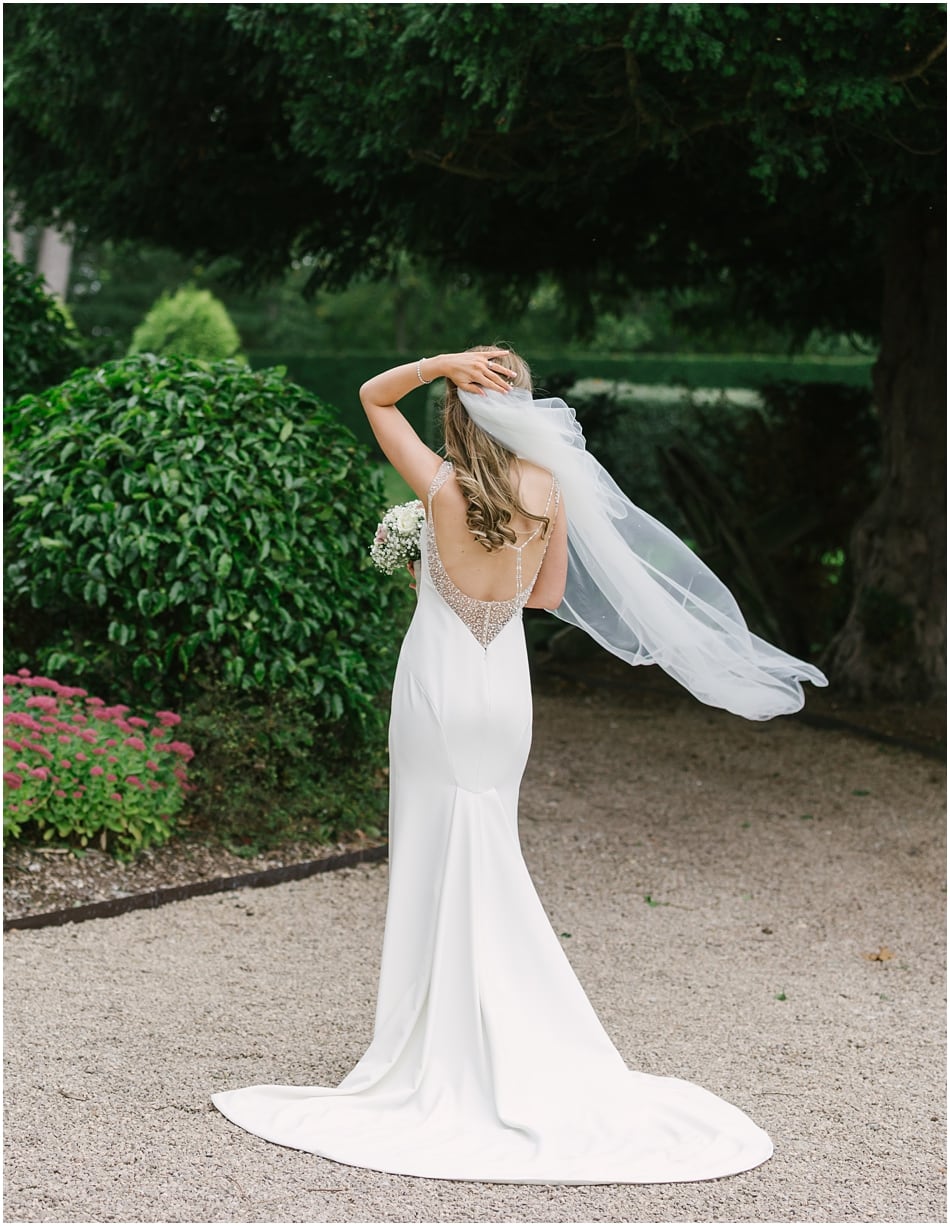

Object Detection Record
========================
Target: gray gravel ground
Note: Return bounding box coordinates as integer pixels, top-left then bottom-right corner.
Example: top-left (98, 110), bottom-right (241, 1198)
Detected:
top-left (4, 685), bottom-right (946, 1224)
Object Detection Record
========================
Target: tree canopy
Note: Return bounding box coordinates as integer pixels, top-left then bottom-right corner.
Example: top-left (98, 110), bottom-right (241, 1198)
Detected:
top-left (4, 3), bottom-right (945, 699)
top-left (5, 4), bottom-right (945, 335)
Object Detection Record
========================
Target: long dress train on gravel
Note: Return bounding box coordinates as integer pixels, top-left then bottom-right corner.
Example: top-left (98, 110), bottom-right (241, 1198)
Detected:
top-left (211, 460), bottom-right (774, 1184)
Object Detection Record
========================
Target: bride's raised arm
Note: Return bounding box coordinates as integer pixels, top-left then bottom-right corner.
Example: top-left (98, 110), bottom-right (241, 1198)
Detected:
top-left (359, 351), bottom-right (516, 500)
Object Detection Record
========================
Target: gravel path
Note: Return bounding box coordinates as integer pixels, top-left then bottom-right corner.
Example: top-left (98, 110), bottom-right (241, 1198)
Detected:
top-left (4, 680), bottom-right (946, 1224)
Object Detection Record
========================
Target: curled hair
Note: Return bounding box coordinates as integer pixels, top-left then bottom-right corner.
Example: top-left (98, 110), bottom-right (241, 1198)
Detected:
top-left (441, 345), bottom-right (550, 552)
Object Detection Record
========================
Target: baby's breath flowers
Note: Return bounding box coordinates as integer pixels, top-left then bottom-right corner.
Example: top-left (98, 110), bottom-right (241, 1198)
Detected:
top-left (369, 500), bottom-right (426, 576)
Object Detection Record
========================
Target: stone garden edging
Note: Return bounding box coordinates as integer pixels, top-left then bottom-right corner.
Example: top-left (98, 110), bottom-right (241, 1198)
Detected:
top-left (3, 842), bottom-right (389, 932)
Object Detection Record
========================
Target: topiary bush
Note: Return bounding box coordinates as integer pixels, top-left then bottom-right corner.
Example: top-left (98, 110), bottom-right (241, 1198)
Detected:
top-left (5, 355), bottom-right (409, 737)
top-left (3, 247), bottom-right (84, 408)
top-left (128, 285), bottom-right (245, 362)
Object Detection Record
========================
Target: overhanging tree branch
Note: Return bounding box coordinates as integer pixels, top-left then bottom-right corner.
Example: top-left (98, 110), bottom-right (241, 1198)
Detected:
top-left (889, 36), bottom-right (947, 84)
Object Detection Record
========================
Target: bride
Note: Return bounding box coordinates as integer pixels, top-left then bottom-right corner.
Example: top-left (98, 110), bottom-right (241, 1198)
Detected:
top-left (212, 347), bottom-right (827, 1183)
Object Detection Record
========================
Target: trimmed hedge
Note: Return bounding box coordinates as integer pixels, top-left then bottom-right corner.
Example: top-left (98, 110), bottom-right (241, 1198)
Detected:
top-left (247, 350), bottom-right (874, 454)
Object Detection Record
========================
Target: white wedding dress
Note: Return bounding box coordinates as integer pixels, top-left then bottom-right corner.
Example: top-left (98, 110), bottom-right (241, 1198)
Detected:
top-left (212, 461), bottom-right (773, 1183)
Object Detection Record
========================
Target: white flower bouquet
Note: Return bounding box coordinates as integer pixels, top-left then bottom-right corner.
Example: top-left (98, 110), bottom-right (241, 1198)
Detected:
top-left (369, 499), bottom-right (426, 575)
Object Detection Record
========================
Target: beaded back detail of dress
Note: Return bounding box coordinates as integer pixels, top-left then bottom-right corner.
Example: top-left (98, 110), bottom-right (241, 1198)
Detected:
top-left (425, 460), bottom-right (559, 650)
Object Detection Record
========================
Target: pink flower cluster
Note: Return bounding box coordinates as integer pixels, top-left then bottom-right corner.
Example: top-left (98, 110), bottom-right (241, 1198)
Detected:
top-left (3, 670), bottom-right (194, 832)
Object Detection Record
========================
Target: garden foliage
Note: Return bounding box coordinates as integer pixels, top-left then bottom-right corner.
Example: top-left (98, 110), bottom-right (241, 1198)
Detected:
top-left (551, 374), bottom-right (877, 657)
top-left (681, 379), bottom-right (878, 656)
top-left (182, 680), bottom-right (387, 856)
top-left (128, 285), bottom-right (245, 362)
top-left (3, 247), bottom-right (83, 408)
top-left (5, 355), bottom-right (407, 736)
top-left (7, 5), bottom-right (944, 701)
top-left (3, 670), bottom-right (191, 857)
top-left (7, 5), bottom-right (942, 332)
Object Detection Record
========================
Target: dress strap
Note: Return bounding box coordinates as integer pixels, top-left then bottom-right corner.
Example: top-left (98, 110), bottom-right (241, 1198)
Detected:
top-left (513, 475), bottom-right (560, 549)
top-left (427, 459), bottom-right (454, 516)
top-left (511, 477), bottom-right (561, 596)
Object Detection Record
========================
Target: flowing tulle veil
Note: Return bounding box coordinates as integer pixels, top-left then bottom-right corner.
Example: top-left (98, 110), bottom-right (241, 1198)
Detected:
top-left (458, 387), bottom-right (828, 720)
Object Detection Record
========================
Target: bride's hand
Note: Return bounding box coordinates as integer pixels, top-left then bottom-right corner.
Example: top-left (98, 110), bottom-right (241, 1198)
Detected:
top-left (439, 351), bottom-right (516, 395)
top-left (406, 560), bottom-right (417, 591)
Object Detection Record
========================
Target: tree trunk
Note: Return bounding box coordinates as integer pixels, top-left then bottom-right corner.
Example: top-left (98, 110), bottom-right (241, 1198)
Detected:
top-left (6, 210), bottom-right (28, 264)
top-left (36, 225), bottom-right (73, 299)
top-left (392, 282), bottom-right (409, 353)
top-left (824, 204), bottom-right (946, 700)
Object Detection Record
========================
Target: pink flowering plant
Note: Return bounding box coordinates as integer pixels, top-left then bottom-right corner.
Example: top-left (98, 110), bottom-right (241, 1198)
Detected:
top-left (3, 670), bottom-right (193, 858)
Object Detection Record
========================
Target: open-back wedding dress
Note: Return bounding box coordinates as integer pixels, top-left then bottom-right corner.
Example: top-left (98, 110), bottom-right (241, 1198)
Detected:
top-left (212, 460), bottom-right (774, 1183)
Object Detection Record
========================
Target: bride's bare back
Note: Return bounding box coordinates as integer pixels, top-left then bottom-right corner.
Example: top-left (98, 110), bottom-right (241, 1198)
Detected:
top-left (430, 460), bottom-right (565, 607)
top-left (358, 350), bottom-right (568, 610)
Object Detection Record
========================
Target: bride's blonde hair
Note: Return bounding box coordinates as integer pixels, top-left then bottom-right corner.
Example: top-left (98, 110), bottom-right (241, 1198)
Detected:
top-left (441, 344), bottom-right (550, 552)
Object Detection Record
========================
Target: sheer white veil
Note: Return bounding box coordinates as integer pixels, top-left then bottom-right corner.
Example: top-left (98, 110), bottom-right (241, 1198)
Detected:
top-left (458, 386), bottom-right (828, 721)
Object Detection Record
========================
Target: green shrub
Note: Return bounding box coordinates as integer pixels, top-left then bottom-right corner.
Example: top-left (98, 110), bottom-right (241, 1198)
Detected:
top-left (536, 374), bottom-right (877, 658)
top-left (248, 352), bottom-right (433, 453)
top-left (4, 355), bottom-right (409, 738)
top-left (3, 247), bottom-right (84, 408)
top-left (181, 679), bottom-right (388, 856)
top-left (129, 285), bottom-right (245, 362)
top-left (658, 379), bottom-right (878, 655)
top-left (3, 669), bottom-right (191, 858)
top-left (538, 373), bottom-right (757, 535)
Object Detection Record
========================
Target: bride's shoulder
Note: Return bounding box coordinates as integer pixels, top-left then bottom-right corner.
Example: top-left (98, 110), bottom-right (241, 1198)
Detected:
top-left (514, 458), bottom-right (553, 479)
top-left (513, 459), bottom-right (557, 498)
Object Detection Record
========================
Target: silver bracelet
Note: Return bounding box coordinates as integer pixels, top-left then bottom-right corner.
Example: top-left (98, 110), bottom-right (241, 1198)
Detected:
top-left (416, 358), bottom-right (433, 385)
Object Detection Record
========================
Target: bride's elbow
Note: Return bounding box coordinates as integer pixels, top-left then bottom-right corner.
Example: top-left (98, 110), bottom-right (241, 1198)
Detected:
top-left (528, 536), bottom-right (568, 609)
top-left (526, 570), bottom-right (567, 610)
top-left (525, 594), bottom-right (564, 612)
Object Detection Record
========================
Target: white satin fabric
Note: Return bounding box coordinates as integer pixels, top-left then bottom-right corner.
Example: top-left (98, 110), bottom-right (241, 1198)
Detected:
top-left (459, 387), bottom-right (828, 721)
top-left (212, 502), bottom-right (774, 1183)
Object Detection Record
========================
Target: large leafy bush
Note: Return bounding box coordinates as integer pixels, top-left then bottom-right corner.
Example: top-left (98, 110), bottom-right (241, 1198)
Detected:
top-left (5, 355), bottom-right (406, 738)
top-left (3, 247), bottom-right (84, 407)
top-left (129, 285), bottom-right (244, 362)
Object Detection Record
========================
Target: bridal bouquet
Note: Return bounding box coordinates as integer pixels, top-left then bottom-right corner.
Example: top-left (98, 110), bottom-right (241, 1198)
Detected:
top-left (369, 499), bottom-right (425, 575)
